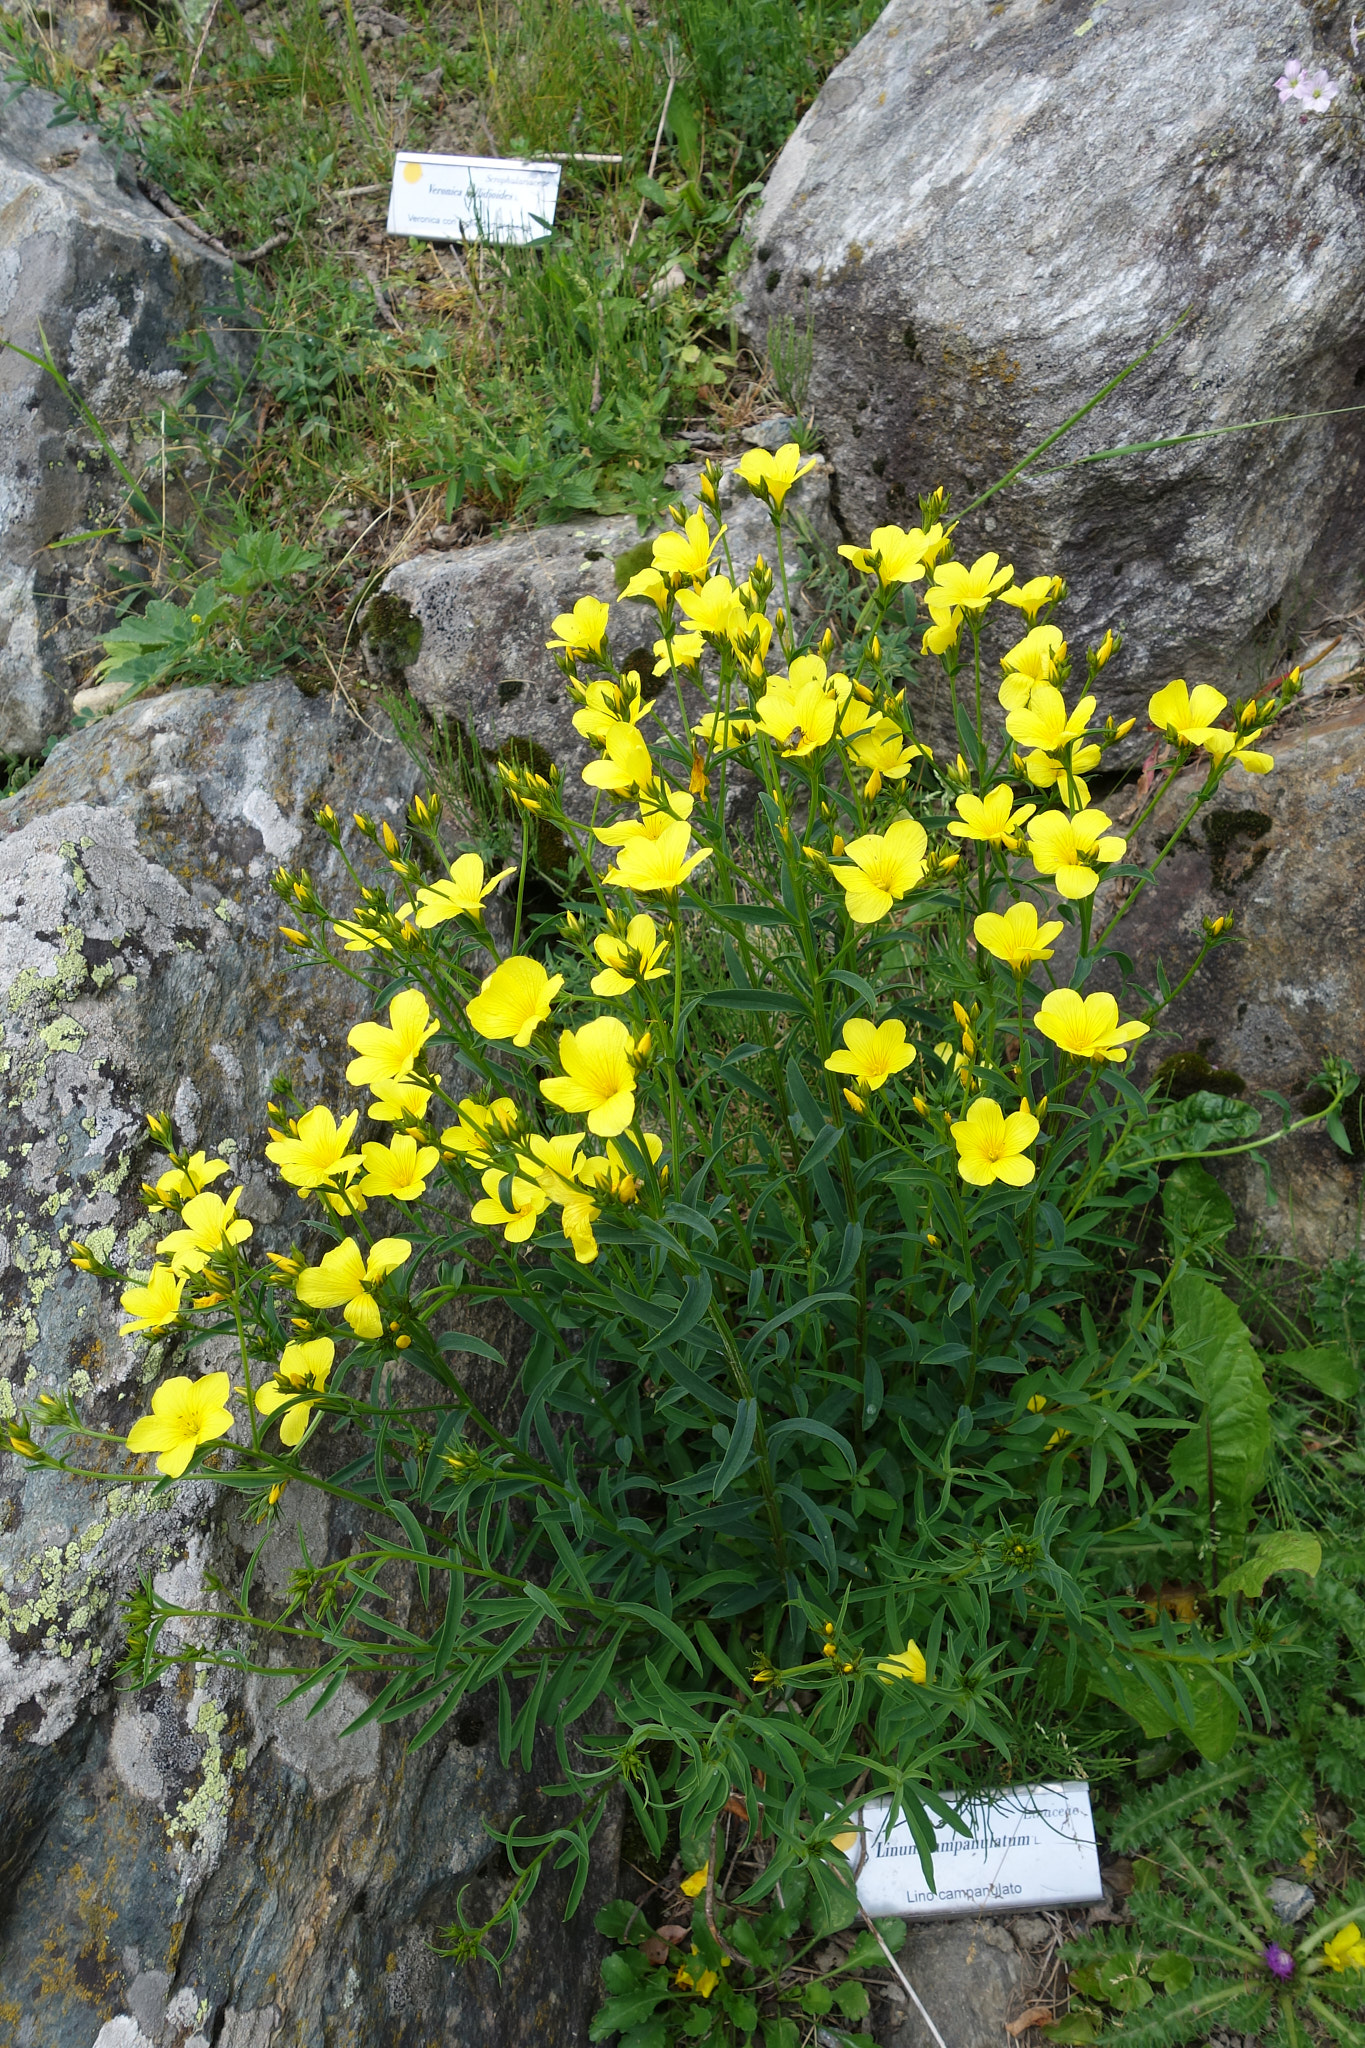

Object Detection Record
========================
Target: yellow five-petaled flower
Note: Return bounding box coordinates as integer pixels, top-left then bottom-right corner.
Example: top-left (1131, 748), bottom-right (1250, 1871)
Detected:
top-left (126, 1371), bottom-right (234, 1476)
top-left (951, 1097), bottom-right (1039, 1188)
top-left (831, 818), bottom-right (928, 924)
top-left (824, 1017), bottom-right (916, 1093)
top-left (295, 1237), bottom-right (411, 1341)
top-left (1032, 989), bottom-right (1150, 1064)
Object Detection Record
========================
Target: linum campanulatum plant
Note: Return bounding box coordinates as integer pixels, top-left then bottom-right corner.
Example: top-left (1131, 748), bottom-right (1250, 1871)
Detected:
top-left (17, 447), bottom-right (1355, 1964)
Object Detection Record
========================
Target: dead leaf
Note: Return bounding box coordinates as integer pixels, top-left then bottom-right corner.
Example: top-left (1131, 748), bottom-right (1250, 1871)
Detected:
top-left (1007, 2008), bottom-right (1054, 2036)
top-left (641, 1937), bottom-right (670, 1966)
top-left (722, 1793), bottom-right (749, 1822)
top-left (656, 1924), bottom-right (688, 1944)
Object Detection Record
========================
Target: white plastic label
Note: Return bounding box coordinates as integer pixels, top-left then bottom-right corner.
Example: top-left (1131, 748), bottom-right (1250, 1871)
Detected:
top-left (387, 153), bottom-right (562, 244)
top-left (846, 1780), bottom-right (1103, 1919)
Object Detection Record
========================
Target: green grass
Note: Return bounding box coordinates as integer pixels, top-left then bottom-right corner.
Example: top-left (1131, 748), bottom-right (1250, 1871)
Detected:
top-left (0, 0), bottom-right (882, 700)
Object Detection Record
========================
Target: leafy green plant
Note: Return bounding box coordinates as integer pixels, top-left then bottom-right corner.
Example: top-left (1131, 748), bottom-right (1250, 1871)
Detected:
top-left (1049, 1758), bottom-right (1365, 2045)
top-left (591, 1894), bottom-right (895, 2048)
top-left (14, 453), bottom-right (1355, 1974)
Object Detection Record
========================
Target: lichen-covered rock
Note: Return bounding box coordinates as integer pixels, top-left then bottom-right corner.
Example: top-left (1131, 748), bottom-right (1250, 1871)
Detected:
top-left (0, 680), bottom-right (616, 2045)
top-left (1103, 701), bottom-right (1365, 1264)
top-left (740, 0), bottom-right (1365, 736)
top-left (362, 448), bottom-right (838, 820)
top-left (0, 87), bottom-right (249, 756)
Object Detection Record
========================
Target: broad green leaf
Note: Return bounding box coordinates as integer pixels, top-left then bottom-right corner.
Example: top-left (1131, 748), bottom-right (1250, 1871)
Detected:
top-left (806, 1854), bottom-right (860, 1936)
top-left (1070, 1957), bottom-right (1153, 2011)
top-left (1136, 1090), bottom-right (1261, 1162)
top-left (1162, 1161), bottom-right (1235, 1250)
top-left (1215, 1531), bottom-right (1322, 1596)
top-left (1150, 1951), bottom-right (1195, 1991)
top-left (1042, 2018), bottom-right (1101, 2045)
top-left (1168, 1275), bottom-right (1270, 1534)
top-left (1276, 1342), bottom-right (1361, 1402)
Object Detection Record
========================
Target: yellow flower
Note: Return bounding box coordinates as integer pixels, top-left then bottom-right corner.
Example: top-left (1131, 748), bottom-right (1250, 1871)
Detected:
top-left (619, 564), bottom-right (673, 617)
top-left (571, 677), bottom-right (655, 746)
top-left (467, 956), bottom-right (564, 1045)
top-left (533, 1154), bottom-right (602, 1262)
top-left (734, 441), bottom-right (817, 511)
top-left (1027, 808), bottom-right (1126, 900)
top-left (824, 1017), bottom-right (916, 1092)
top-left (973, 902), bottom-right (1064, 971)
top-left (1323, 1924), bottom-right (1365, 1973)
top-left (931, 552), bottom-right (1014, 618)
top-left (999, 624), bottom-right (1067, 712)
top-left (126, 1371), bottom-right (234, 1477)
top-left (675, 574), bottom-right (738, 637)
top-left (655, 631), bottom-right (704, 676)
top-left (1006, 685), bottom-right (1095, 755)
top-left (346, 989), bottom-right (439, 1088)
top-left (918, 581), bottom-right (963, 650)
top-left (592, 914), bottom-right (670, 996)
top-left (151, 1151), bottom-right (231, 1207)
top-left (831, 818), bottom-right (928, 924)
top-left (837, 524), bottom-right (932, 586)
top-left (951, 1097), bottom-right (1039, 1188)
top-left (875, 1638), bottom-right (928, 1684)
top-left (603, 820), bottom-right (713, 895)
top-left (1091, 628), bottom-right (1117, 670)
top-left (594, 788), bottom-right (694, 847)
top-left (295, 1236), bottom-right (411, 1341)
top-left (540, 1016), bottom-right (640, 1136)
top-left (847, 720), bottom-right (930, 791)
top-left (1147, 678), bottom-right (1227, 745)
top-left (1000, 574), bottom-right (1064, 622)
top-left (1033, 988), bottom-right (1149, 1063)
top-left (948, 786), bottom-right (1036, 846)
top-left (358, 1134), bottom-right (440, 1200)
top-left (266, 1106), bottom-right (361, 1190)
top-left (471, 1166), bottom-right (549, 1243)
top-left (652, 509), bottom-right (720, 583)
top-left (581, 719), bottom-right (655, 794)
top-left (365, 1076), bottom-right (434, 1126)
top-left (156, 1188), bottom-right (252, 1276)
top-left (1201, 727), bottom-right (1274, 775)
top-left (754, 667), bottom-right (865, 757)
top-left (690, 711), bottom-right (756, 759)
top-left (254, 1337), bottom-right (335, 1448)
top-left (680, 1863), bottom-right (710, 1898)
top-left (1019, 746), bottom-right (1100, 804)
top-left (119, 1264), bottom-right (186, 1336)
top-left (410, 854), bottom-right (516, 928)
top-left (728, 607), bottom-right (773, 679)
top-left (442, 1095), bottom-right (520, 1163)
top-left (546, 594), bottom-right (610, 658)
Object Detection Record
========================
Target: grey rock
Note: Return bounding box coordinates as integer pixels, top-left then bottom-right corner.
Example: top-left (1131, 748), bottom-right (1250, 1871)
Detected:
top-left (882, 1917), bottom-right (1028, 2048)
top-left (741, 0), bottom-right (1365, 739)
top-left (362, 452), bottom-right (839, 821)
top-left (0, 680), bottom-right (615, 2043)
top-left (0, 87), bottom-right (250, 755)
top-left (1267, 1876), bottom-right (1316, 1924)
top-left (1101, 699), bottom-right (1365, 1263)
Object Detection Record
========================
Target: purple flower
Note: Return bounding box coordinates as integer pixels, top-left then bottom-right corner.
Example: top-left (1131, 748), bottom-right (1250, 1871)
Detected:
top-left (1264, 1943), bottom-right (1295, 1980)
top-left (1275, 57), bottom-right (1309, 100)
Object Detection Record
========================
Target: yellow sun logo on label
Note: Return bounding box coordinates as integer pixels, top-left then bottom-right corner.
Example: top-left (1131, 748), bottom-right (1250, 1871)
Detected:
top-left (402, 161), bottom-right (423, 184)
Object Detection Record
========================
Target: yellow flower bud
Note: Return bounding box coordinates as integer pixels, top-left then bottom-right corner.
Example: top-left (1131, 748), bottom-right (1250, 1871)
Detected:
top-left (869, 634), bottom-right (881, 661)
top-left (831, 833), bottom-right (846, 856)
top-left (822, 1641), bottom-right (837, 1657)
top-left (843, 1088), bottom-right (866, 1114)
top-left (396, 1334), bottom-right (411, 1349)
top-left (819, 627), bottom-right (834, 656)
top-left (1115, 717), bottom-right (1135, 737)
top-left (279, 927), bottom-right (310, 947)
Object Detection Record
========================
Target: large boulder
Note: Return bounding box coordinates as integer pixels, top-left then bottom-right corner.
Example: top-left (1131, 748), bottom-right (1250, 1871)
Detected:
top-left (0, 88), bottom-right (250, 758)
top-left (0, 680), bottom-right (614, 2045)
top-left (362, 447), bottom-right (839, 822)
top-left (1107, 699), bottom-right (1365, 1264)
top-left (740, 0), bottom-right (1365, 735)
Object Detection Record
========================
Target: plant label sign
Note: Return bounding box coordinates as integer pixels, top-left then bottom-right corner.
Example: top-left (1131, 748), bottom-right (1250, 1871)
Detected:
top-left (846, 1779), bottom-right (1103, 1919)
top-left (387, 153), bottom-right (561, 244)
